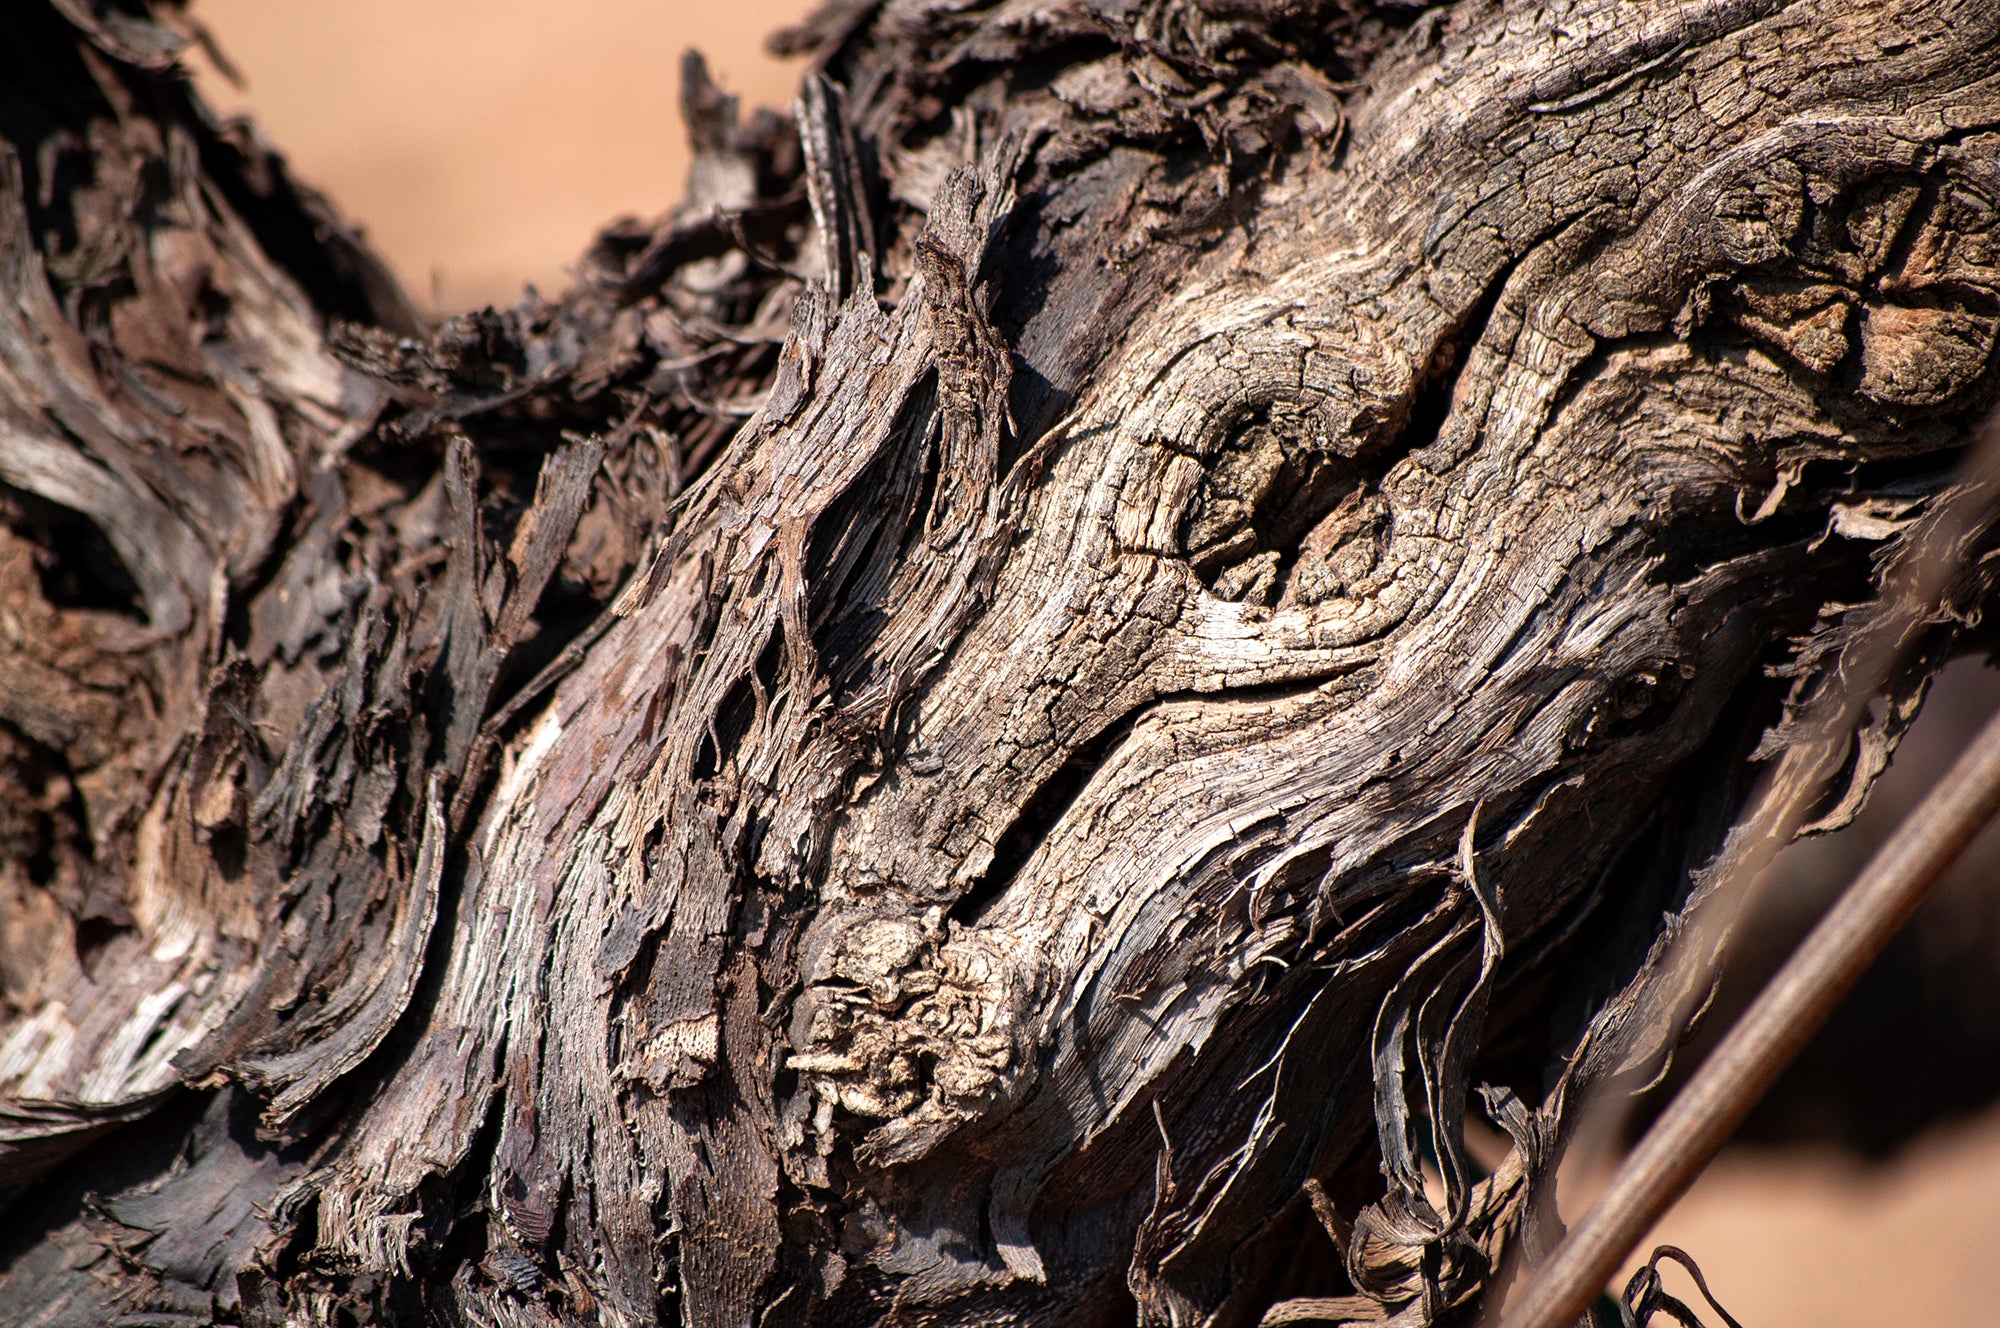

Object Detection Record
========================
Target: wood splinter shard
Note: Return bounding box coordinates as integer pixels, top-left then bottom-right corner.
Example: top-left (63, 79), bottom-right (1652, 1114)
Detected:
top-left (2, 2), bottom-right (1999, 1326)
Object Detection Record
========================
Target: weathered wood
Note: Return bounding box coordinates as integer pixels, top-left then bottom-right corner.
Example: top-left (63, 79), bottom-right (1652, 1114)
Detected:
top-left (3, 2), bottom-right (1999, 1326)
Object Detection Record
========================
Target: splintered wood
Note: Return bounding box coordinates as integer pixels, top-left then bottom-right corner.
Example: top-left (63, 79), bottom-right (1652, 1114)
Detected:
top-left (2, 2), bottom-right (1998, 1326)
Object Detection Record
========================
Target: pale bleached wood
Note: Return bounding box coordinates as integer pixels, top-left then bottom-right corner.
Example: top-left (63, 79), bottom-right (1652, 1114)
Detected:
top-left (2, 3), bottom-right (1999, 1327)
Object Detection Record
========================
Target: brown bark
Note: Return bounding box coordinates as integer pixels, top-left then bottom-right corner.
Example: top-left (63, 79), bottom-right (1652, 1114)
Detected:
top-left (3, 2), bottom-right (1999, 1326)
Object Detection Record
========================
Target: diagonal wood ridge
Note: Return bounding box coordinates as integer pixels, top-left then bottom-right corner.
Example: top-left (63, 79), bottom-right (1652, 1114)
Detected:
top-left (2, 2), bottom-right (1999, 1326)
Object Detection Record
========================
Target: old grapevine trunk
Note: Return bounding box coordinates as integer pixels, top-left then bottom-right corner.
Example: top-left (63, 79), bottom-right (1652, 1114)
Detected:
top-left (4, 0), bottom-right (2000, 1324)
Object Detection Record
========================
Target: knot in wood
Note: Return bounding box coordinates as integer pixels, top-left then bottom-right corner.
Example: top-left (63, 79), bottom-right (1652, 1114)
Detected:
top-left (789, 911), bottom-right (1033, 1168)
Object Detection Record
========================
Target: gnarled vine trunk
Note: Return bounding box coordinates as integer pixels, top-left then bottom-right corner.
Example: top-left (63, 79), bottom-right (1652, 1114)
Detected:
top-left (4, 2), bottom-right (2000, 1325)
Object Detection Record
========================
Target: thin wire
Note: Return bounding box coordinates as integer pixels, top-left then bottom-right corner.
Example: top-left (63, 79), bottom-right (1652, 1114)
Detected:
top-left (1497, 401), bottom-right (2000, 1328)
top-left (1500, 695), bottom-right (2000, 1328)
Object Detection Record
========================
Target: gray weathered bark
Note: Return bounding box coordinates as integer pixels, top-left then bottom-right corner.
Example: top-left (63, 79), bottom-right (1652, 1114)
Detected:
top-left (3, 1), bottom-right (2000, 1325)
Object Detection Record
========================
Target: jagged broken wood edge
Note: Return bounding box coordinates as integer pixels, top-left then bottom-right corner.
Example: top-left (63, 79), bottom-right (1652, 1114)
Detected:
top-left (3, 3), bottom-right (2000, 1328)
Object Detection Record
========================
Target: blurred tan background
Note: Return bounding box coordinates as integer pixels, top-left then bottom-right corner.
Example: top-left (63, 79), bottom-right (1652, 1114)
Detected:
top-left (189, 0), bottom-right (816, 312)
top-left (184, 5), bottom-right (2000, 1322)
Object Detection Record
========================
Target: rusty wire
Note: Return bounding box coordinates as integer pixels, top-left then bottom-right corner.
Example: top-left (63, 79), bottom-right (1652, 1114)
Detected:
top-left (1500, 406), bottom-right (2000, 1328)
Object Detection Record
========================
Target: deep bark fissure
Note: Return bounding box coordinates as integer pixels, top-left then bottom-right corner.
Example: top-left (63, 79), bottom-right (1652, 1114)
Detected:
top-left (5, 2), bottom-right (2000, 1326)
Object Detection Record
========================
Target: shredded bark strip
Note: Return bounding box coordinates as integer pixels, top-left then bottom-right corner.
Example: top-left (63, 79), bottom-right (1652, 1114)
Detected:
top-left (2, 2), bottom-right (1999, 1325)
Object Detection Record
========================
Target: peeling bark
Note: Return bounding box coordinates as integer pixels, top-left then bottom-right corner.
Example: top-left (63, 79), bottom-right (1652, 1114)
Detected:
top-left (4, 2), bottom-right (2000, 1326)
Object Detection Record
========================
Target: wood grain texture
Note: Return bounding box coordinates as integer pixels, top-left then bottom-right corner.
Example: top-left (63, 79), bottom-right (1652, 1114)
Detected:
top-left (2, 2), bottom-right (1999, 1326)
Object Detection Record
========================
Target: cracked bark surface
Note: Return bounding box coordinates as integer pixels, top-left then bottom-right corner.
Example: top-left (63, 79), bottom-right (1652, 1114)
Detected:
top-left (3, 1), bottom-right (2000, 1325)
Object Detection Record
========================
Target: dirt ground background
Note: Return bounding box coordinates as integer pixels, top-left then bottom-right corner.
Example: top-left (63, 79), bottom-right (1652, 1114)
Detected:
top-left (183, 4), bottom-right (2000, 1322)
